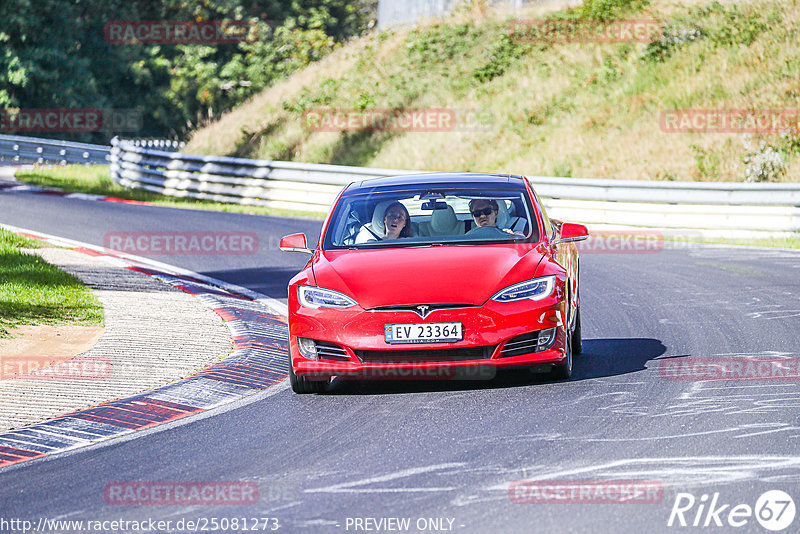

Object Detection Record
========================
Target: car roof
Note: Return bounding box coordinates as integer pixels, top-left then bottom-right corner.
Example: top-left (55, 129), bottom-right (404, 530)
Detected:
top-left (347, 172), bottom-right (527, 192)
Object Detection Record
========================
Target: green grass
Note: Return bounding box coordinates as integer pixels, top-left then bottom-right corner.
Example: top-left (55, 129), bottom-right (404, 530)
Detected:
top-left (15, 166), bottom-right (326, 220)
top-left (185, 0), bottom-right (800, 182)
top-left (17, 166), bottom-right (148, 199)
top-left (0, 229), bottom-right (104, 337)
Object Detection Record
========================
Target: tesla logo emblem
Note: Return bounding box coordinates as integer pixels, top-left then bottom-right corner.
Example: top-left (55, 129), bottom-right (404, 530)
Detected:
top-left (415, 305), bottom-right (431, 318)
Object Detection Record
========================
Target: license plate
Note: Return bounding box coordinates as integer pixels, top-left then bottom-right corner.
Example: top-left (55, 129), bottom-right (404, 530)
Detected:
top-left (385, 323), bottom-right (463, 344)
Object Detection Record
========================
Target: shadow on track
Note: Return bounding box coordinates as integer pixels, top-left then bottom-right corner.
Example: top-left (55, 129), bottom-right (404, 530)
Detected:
top-left (200, 266), bottom-right (302, 302)
top-left (573, 337), bottom-right (667, 380)
top-left (324, 337), bottom-right (667, 395)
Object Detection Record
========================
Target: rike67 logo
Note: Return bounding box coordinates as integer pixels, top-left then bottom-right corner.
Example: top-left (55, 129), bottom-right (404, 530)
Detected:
top-left (668, 490), bottom-right (796, 531)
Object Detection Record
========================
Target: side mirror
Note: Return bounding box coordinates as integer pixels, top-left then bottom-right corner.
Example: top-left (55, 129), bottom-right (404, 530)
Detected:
top-left (551, 223), bottom-right (589, 246)
top-left (279, 233), bottom-right (313, 254)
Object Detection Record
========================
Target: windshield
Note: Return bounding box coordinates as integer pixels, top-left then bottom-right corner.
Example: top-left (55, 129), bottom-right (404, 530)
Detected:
top-left (323, 185), bottom-right (539, 250)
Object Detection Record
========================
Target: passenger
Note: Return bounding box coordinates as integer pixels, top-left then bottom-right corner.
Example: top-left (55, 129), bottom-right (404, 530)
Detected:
top-left (383, 201), bottom-right (412, 240)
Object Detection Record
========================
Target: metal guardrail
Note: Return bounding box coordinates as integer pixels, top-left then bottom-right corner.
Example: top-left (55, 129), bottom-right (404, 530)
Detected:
top-left (109, 137), bottom-right (420, 212)
top-left (0, 134), bottom-right (110, 165)
top-left (2, 135), bottom-right (796, 236)
top-left (109, 137), bottom-right (800, 236)
top-left (530, 176), bottom-right (800, 206)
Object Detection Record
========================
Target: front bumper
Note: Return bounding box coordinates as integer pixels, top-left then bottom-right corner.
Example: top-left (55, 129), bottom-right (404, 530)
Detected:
top-left (289, 296), bottom-right (569, 380)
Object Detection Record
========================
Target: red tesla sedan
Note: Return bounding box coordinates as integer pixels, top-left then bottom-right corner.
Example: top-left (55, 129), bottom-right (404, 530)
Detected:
top-left (280, 173), bottom-right (588, 393)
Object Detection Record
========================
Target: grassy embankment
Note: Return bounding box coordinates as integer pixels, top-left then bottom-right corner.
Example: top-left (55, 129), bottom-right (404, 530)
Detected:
top-left (186, 0), bottom-right (800, 182)
top-left (0, 229), bottom-right (103, 337)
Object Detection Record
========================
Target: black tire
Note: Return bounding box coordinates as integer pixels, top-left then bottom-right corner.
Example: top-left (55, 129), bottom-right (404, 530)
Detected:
top-left (289, 360), bottom-right (330, 394)
top-left (551, 329), bottom-right (573, 380)
top-left (571, 306), bottom-right (582, 355)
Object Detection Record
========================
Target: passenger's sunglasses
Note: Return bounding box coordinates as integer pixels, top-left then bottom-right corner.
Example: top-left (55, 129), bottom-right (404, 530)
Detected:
top-left (471, 207), bottom-right (495, 218)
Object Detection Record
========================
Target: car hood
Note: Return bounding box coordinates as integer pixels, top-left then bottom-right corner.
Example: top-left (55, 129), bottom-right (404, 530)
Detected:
top-left (312, 245), bottom-right (545, 309)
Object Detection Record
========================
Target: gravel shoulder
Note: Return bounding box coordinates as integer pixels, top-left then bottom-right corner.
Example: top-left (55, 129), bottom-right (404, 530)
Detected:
top-left (0, 246), bottom-right (232, 431)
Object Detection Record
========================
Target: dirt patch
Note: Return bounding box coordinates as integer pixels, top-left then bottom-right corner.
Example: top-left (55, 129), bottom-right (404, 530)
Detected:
top-left (0, 325), bottom-right (105, 379)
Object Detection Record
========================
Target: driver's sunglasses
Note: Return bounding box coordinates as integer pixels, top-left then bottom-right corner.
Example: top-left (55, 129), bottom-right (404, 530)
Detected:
top-left (385, 213), bottom-right (406, 221)
top-left (471, 207), bottom-right (495, 218)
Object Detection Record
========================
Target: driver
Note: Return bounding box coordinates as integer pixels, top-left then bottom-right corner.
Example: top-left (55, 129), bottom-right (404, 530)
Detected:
top-left (469, 199), bottom-right (499, 228)
top-left (468, 199), bottom-right (521, 236)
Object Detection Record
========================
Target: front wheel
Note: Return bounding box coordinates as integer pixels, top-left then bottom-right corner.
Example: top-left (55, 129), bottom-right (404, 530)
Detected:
top-left (289, 359), bottom-right (330, 394)
top-left (571, 306), bottom-right (582, 355)
top-left (551, 328), bottom-right (573, 380)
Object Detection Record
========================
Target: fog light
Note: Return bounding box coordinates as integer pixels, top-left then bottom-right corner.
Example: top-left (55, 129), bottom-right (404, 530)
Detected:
top-left (297, 337), bottom-right (318, 360)
top-left (536, 328), bottom-right (556, 351)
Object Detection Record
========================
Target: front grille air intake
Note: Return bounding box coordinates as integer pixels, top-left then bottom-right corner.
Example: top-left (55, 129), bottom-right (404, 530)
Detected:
top-left (356, 346), bottom-right (495, 363)
top-left (498, 328), bottom-right (557, 358)
top-left (314, 341), bottom-right (350, 361)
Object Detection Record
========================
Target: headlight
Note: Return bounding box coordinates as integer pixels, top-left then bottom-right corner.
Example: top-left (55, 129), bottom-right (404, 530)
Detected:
top-left (296, 337), bottom-right (318, 360)
top-left (536, 327), bottom-right (557, 350)
top-left (491, 275), bottom-right (555, 303)
top-left (298, 285), bottom-right (357, 309)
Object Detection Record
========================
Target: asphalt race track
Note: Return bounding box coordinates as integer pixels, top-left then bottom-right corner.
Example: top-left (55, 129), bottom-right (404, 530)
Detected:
top-left (2, 191), bottom-right (800, 533)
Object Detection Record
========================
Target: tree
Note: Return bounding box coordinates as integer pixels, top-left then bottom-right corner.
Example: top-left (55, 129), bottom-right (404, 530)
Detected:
top-left (0, 0), bottom-right (377, 142)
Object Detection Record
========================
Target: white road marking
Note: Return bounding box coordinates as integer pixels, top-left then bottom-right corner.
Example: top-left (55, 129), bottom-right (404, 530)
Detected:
top-left (305, 462), bottom-right (466, 494)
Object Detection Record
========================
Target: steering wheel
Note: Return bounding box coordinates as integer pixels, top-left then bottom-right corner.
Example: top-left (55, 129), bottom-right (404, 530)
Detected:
top-left (465, 225), bottom-right (509, 238)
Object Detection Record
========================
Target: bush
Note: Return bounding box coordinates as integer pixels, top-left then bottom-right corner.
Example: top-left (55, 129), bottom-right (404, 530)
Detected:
top-left (743, 139), bottom-right (786, 182)
top-left (579, 0), bottom-right (650, 22)
top-left (282, 78), bottom-right (342, 114)
top-left (472, 32), bottom-right (529, 84)
top-left (700, 2), bottom-right (768, 47)
top-left (780, 128), bottom-right (800, 155)
top-left (641, 22), bottom-right (704, 62)
top-left (406, 23), bottom-right (478, 64)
